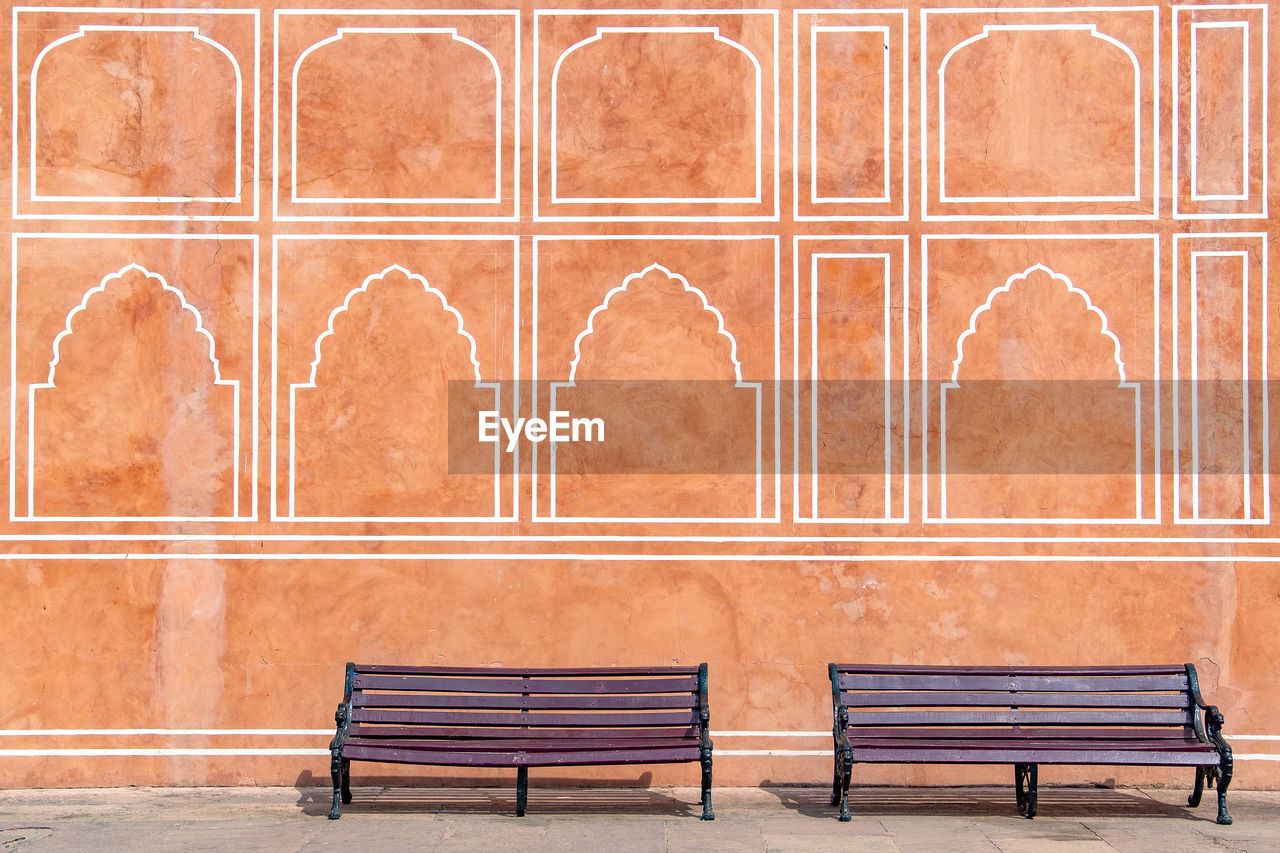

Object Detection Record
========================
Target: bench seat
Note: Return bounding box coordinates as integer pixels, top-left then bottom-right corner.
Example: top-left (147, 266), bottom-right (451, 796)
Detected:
top-left (328, 663), bottom-right (713, 819)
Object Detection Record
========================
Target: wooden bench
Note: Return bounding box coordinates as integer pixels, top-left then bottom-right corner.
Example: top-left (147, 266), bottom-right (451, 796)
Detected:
top-left (829, 663), bottom-right (1233, 824)
top-left (327, 663), bottom-right (714, 819)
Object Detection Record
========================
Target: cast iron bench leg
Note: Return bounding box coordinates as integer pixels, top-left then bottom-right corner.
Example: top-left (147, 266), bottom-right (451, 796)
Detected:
top-left (1188, 767), bottom-right (1205, 807)
top-left (1216, 755), bottom-right (1233, 825)
top-left (516, 766), bottom-right (528, 817)
top-left (700, 746), bottom-right (715, 820)
top-left (837, 747), bottom-right (853, 822)
top-left (328, 750), bottom-right (344, 820)
top-left (1015, 764), bottom-right (1038, 819)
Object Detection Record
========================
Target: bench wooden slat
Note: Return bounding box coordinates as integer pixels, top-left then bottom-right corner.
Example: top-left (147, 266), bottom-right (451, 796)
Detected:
top-left (348, 724), bottom-right (699, 740)
top-left (849, 747), bottom-right (1220, 766)
top-left (346, 736), bottom-right (696, 752)
top-left (354, 664), bottom-right (700, 676)
top-left (846, 709), bottom-right (1192, 727)
top-left (352, 674), bottom-right (698, 694)
top-left (353, 693), bottom-right (695, 711)
top-left (341, 743), bottom-right (701, 768)
top-left (833, 664), bottom-right (1188, 677)
top-left (839, 674), bottom-right (1189, 693)
top-left (849, 738), bottom-right (1213, 751)
top-left (840, 691), bottom-right (1189, 709)
top-left (351, 707), bottom-right (697, 728)
top-left (846, 727), bottom-right (1199, 742)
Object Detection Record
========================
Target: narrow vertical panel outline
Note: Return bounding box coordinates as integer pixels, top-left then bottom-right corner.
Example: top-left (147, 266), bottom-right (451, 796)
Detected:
top-left (9, 233), bottom-right (259, 523)
top-left (792, 236), bottom-right (910, 524)
top-left (1189, 22), bottom-right (1249, 201)
top-left (533, 9), bottom-right (779, 223)
top-left (1173, 5), bottom-right (1269, 220)
top-left (920, 7), bottom-right (1160, 222)
top-left (793, 9), bottom-right (908, 222)
top-left (810, 26), bottom-right (890, 203)
top-left (11, 6), bottom-right (259, 222)
top-left (531, 235), bottom-right (781, 524)
top-left (289, 27), bottom-right (501, 204)
top-left (272, 9), bottom-right (520, 223)
top-left (270, 235), bottom-right (520, 524)
top-left (1171, 234), bottom-right (1270, 525)
top-left (550, 27), bottom-right (761, 204)
top-left (920, 234), bottom-right (1161, 525)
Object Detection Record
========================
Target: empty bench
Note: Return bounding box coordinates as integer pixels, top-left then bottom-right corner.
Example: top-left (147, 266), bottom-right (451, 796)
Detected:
top-left (829, 663), bottom-right (1233, 824)
top-left (328, 663), bottom-right (714, 819)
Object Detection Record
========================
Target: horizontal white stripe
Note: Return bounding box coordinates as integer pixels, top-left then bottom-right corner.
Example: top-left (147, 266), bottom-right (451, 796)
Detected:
top-left (1232, 735), bottom-right (1280, 741)
top-left (1236, 754), bottom-right (1280, 761)
top-left (0, 729), bottom-right (330, 737)
top-left (0, 748), bottom-right (330, 757)
top-left (717, 749), bottom-right (829, 756)
top-left (713, 731), bottom-right (828, 738)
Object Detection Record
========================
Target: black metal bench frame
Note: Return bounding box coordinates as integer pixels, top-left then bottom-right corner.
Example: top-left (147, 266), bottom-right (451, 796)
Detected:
top-left (328, 663), bottom-right (714, 819)
top-left (829, 663), bottom-right (1233, 824)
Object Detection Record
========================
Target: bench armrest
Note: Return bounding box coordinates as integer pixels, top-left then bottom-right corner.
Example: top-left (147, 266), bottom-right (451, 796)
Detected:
top-left (697, 662), bottom-right (713, 752)
top-left (1185, 663), bottom-right (1231, 756)
top-left (828, 664), bottom-right (852, 754)
top-left (329, 662), bottom-right (356, 754)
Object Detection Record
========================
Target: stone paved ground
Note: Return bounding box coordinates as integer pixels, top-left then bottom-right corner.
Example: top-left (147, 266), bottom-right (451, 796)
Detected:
top-left (2, 786), bottom-right (1278, 852)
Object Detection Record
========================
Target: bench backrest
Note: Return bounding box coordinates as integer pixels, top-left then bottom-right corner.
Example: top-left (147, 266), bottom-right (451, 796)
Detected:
top-left (830, 664), bottom-right (1206, 739)
top-left (342, 663), bottom-right (708, 741)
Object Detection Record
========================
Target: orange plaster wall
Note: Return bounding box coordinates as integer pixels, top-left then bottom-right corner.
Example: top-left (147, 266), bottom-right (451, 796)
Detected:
top-left (1, 0), bottom-right (1279, 791)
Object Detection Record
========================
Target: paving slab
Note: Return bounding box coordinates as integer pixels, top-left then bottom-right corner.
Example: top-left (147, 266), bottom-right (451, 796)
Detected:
top-left (2, 786), bottom-right (1279, 852)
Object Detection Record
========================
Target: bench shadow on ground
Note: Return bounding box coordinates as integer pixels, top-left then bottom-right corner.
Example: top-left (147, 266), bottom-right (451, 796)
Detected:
top-left (293, 770), bottom-right (700, 818)
top-left (762, 784), bottom-right (1208, 822)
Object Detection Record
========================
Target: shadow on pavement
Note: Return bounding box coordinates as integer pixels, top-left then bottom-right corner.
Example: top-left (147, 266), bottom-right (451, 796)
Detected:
top-left (761, 784), bottom-right (1207, 822)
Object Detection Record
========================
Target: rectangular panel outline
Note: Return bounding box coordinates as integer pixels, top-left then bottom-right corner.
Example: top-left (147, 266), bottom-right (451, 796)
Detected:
top-left (920, 6), bottom-right (1160, 222)
top-left (531, 235), bottom-right (781, 523)
top-left (1172, 233), bottom-right (1271, 525)
top-left (1172, 5), bottom-right (1269, 220)
top-left (273, 9), bottom-right (520, 223)
top-left (1190, 22), bottom-right (1249, 201)
top-left (793, 237), bottom-right (910, 524)
top-left (10, 233), bottom-right (259, 522)
top-left (533, 9), bottom-right (780, 223)
top-left (921, 234), bottom-right (1161, 525)
top-left (794, 8), bottom-right (908, 222)
top-left (270, 234), bottom-right (520, 523)
top-left (12, 6), bottom-right (260, 223)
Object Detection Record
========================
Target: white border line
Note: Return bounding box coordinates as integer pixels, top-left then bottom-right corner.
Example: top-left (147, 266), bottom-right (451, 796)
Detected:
top-left (921, 234), bottom-right (1160, 524)
top-left (10, 233), bottom-right (258, 523)
top-left (12, 7), bottom-right (258, 222)
top-left (271, 235), bottom-right (519, 523)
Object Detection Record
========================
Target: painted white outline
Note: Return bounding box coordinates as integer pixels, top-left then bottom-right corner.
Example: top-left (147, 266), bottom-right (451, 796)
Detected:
top-left (921, 235), bottom-right (1160, 525)
top-left (273, 9), bottom-right (519, 223)
top-left (11, 233), bottom-right (258, 524)
top-left (1189, 23), bottom-right (1249, 201)
top-left (1172, 235), bottom-right (1271, 525)
top-left (286, 264), bottom-right (502, 523)
top-left (271, 235), bottom-right (518, 524)
top-left (550, 27), bottom-right (761, 204)
top-left (532, 235), bottom-right (780, 524)
top-left (938, 25), bottom-right (1140, 203)
top-left (12, 7), bottom-right (259, 222)
top-left (25, 263), bottom-right (242, 521)
top-left (534, 10), bottom-right (779, 222)
top-left (291, 28), bottom-right (500, 204)
top-left (1173, 6), bottom-right (1268, 219)
top-left (30, 26), bottom-right (241, 203)
top-left (809, 26), bottom-right (890, 204)
top-left (795, 10), bottom-right (909, 222)
top-left (938, 264), bottom-right (1142, 522)
top-left (548, 262), bottom-right (763, 521)
top-left (921, 8), bottom-right (1159, 222)
top-left (793, 239), bottom-right (910, 524)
